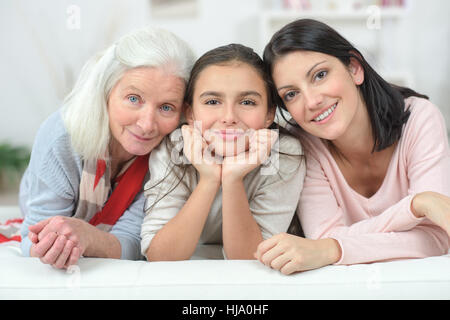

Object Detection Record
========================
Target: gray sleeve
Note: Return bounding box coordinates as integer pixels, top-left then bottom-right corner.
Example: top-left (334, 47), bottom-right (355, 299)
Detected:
top-left (19, 126), bottom-right (80, 257)
top-left (110, 190), bottom-right (146, 260)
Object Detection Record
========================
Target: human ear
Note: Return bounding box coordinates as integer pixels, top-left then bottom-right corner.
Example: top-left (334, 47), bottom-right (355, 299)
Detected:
top-left (264, 106), bottom-right (276, 128)
top-left (348, 57), bottom-right (364, 86)
top-left (184, 104), bottom-right (194, 125)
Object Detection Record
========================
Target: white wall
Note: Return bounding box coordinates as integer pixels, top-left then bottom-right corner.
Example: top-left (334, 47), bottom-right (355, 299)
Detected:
top-left (1, 0), bottom-right (449, 148)
top-left (396, 0), bottom-right (450, 124)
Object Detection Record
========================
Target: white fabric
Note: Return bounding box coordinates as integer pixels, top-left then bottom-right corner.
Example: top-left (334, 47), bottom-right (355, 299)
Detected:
top-left (1, 206), bottom-right (449, 299)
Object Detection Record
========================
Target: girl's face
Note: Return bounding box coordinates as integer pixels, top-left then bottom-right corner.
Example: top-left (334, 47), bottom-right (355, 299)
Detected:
top-left (108, 67), bottom-right (185, 162)
top-left (187, 62), bottom-right (275, 157)
top-left (272, 50), bottom-right (365, 142)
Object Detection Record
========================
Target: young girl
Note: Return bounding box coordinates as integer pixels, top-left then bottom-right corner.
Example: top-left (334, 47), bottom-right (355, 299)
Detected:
top-left (255, 19), bottom-right (450, 274)
top-left (140, 44), bottom-right (305, 261)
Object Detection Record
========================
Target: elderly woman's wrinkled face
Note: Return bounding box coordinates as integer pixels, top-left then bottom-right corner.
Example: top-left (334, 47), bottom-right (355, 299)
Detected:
top-left (107, 67), bottom-right (185, 162)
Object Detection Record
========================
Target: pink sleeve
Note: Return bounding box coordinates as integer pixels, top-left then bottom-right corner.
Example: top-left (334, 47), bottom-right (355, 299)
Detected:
top-left (405, 101), bottom-right (450, 195)
top-left (298, 99), bottom-right (450, 265)
top-left (299, 154), bottom-right (423, 239)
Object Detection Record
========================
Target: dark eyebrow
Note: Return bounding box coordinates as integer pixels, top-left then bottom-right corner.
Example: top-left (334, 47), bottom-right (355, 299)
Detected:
top-left (307, 60), bottom-right (327, 77)
top-left (199, 91), bottom-right (224, 98)
top-left (277, 60), bottom-right (327, 91)
top-left (238, 91), bottom-right (262, 98)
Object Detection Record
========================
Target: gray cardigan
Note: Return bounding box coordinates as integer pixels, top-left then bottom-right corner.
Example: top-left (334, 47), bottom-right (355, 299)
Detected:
top-left (19, 110), bottom-right (145, 260)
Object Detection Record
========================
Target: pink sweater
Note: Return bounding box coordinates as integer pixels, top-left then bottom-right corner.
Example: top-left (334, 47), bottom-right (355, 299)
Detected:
top-left (295, 97), bottom-right (450, 265)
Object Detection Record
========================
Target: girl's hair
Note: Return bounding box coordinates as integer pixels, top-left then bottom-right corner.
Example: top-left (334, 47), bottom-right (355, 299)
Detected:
top-left (62, 26), bottom-right (196, 160)
top-left (185, 43), bottom-right (278, 114)
top-left (263, 19), bottom-right (428, 152)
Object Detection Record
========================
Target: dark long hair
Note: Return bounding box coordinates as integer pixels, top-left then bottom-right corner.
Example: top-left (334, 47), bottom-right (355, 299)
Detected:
top-left (263, 19), bottom-right (428, 152)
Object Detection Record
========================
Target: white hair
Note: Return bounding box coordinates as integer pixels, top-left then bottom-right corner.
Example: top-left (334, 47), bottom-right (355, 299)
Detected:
top-left (61, 27), bottom-right (196, 161)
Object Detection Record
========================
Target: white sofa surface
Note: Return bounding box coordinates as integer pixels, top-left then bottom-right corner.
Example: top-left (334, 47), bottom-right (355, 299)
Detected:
top-left (1, 206), bottom-right (449, 300)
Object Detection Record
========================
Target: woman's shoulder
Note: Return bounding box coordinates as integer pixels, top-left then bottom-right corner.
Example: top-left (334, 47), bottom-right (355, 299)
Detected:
top-left (282, 123), bottom-right (325, 160)
top-left (403, 96), bottom-right (447, 137)
top-left (405, 96), bottom-right (442, 117)
top-left (147, 129), bottom-right (194, 183)
top-left (255, 131), bottom-right (305, 182)
top-left (148, 129), bottom-right (185, 167)
top-left (277, 130), bottom-right (304, 156)
top-left (33, 110), bottom-right (74, 154)
top-left (31, 110), bottom-right (81, 166)
top-left (23, 110), bottom-right (82, 199)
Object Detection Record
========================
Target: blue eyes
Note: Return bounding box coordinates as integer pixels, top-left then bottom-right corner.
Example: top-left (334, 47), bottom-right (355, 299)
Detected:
top-left (160, 105), bottom-right (173, 112)
top-left (128, 95), bottom-right (139, 104)
top-left (127, 95), bottom-right (174, 113)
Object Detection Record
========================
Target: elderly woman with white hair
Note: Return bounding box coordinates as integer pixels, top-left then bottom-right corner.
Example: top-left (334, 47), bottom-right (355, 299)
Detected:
top-left (19, 27), bottom-right (195, 269)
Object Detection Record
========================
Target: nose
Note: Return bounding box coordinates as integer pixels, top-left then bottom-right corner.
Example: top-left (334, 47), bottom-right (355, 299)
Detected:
top-left (221, 103), bottom-right (238, 125)
top-left (136, 106), bottom-right (157, 135)
top-left (303, 87), bottom-right (324, 111)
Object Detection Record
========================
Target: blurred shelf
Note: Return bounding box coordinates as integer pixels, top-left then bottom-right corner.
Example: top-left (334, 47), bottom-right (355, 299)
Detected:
top-left (260, 7), bottom-right (407, 46)
top-left (262, 7), bottom-right (406, 22)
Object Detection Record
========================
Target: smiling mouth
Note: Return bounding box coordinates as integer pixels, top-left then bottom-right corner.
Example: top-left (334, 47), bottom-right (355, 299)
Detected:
top-left (312, 102), bottom-right (337, 122)
top-left (215, 130), bottom-right (245, 141)
top-left (129, 130), bottom-right (153, 141)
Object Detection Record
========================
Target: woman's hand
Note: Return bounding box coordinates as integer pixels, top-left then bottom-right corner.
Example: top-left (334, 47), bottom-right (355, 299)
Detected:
top-left (411, 191), bottom-right (450, 236)
top-left (222, 129), bottom-right (278, 182)
top-left (254, 233), bottom-right (342, 275)
top-left (28, 216), bottom-right (90, 269)
top-left (182, 124), bottom-right (222, 185)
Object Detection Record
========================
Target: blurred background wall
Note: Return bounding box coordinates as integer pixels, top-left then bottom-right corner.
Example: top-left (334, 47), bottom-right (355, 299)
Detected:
top-left (0, 0), bottom-right (449, 203)
top-left (1, 0), bottom-right (449, 147)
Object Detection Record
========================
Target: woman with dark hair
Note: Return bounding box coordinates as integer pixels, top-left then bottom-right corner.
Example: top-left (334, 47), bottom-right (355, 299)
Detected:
top-left (140, 44), bottom-right (305, 261)
top-left (255, 19), bottom-right (450, 274)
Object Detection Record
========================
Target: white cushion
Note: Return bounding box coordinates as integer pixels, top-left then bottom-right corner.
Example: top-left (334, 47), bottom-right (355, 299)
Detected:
top-left (1, 206), bottom-right (449, 299)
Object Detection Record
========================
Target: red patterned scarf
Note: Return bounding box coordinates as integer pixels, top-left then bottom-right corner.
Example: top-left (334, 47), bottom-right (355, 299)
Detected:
top-left (75, 154), bottom-right (149, 231)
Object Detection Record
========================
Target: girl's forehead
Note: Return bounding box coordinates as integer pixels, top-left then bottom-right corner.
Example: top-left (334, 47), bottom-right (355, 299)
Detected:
top-left (195, 63), bottom-right (265, 86)
top-left (200, 61), bottom-right (258, 76)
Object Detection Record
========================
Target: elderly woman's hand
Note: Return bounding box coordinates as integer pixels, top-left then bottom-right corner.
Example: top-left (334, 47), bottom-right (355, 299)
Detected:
top-left (28, 216), bottom-right (90, 269)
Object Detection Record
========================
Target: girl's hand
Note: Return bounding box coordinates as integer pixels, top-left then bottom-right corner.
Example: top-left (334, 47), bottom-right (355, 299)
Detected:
top-left (29, 216), bottom-right (88, 269)
top-left (222, 129), bottom-right (278, 182)
top-left (182, 124), bottom-right (222, 184)
top-left (254, 233), bottom-right (341, 275)
top-left (411, 191), bottom-right (450, 236)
